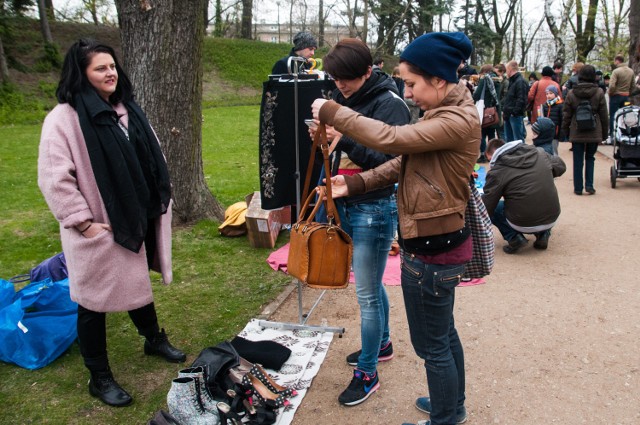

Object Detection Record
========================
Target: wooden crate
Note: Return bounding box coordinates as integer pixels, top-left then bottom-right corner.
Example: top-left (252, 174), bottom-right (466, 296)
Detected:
top-left (245, 192), bottom-right (290, 248)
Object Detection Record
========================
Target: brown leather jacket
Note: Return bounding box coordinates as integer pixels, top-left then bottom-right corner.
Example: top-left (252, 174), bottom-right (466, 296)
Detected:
top-left (319, 81), bottom-right (480, 239)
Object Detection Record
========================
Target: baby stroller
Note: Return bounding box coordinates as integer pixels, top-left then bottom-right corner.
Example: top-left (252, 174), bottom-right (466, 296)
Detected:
top-left (610, 105), bottom-right (640, 188)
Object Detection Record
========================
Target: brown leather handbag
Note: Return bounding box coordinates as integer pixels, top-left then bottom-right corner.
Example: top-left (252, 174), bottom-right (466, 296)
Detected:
top-left (287, 124), bottom-right (353, 289)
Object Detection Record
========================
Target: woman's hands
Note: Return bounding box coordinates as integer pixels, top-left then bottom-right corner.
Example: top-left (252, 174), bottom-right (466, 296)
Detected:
top-left (77, 221), bottom-right (112, 238)
top-left (311, 99), bottom-right (328, 120)
top-left (323, 175), bottom-right (349, 198)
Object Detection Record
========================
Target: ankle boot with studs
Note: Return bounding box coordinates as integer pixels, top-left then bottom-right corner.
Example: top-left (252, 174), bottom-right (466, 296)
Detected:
top-left (167, 377), bottom-right (220, 425)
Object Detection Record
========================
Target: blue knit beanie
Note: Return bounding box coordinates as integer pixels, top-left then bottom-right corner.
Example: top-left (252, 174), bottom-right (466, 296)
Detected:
top-left (400, 32), bottom-right (473, 82)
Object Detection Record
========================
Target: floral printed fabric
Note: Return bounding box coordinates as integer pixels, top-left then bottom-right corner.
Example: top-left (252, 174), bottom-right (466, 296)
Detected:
top-left (238, 319), bottom-right (334, 425)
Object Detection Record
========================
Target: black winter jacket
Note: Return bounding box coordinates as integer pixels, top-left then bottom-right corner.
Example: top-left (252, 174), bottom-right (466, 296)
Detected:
top-left (561, 83), bottom-right (609, 143)
top-left (502, 72), bottom-right (528, 117)
top-left (331, 68), bottom-right (411, 205)
top-left (483, 142), bottom-right (566, 228)
top-left (271, 49), bottom-right (313, 75)
top-left (541, 99), bottom-right (564, 139)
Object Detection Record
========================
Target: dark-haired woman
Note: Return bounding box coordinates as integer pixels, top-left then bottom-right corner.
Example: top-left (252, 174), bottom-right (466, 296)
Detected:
top-left (38, 39), bottom-right (185, 407)
top-left (561, 64), bottom-right (609, 195)
top-left (313, 32), bottom-right (480, 425)
top-left (309, 38), bottom-right (411, 407)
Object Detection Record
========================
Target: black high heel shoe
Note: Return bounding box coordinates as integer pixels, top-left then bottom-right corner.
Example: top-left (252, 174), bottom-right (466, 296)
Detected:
top-left (242, 372), bottom-right (290, 409)
top-left (217, 401), bottom-right (243, 425)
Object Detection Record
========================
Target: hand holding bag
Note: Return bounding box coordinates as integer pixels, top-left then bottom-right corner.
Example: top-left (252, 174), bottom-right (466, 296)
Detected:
top-left (287, 123), bottom-right (353, 289)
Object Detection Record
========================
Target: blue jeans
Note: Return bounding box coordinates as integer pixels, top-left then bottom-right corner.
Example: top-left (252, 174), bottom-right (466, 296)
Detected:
top-left (572, 142), bottom-right (598, 192)
top-left (609, 94), bottom-right (629, 136)
top-left (490, 200), bottom-right (519, 242)
top-left (504, 115), bottom-right (526, 142)
top-left (480, 127), bottom-right (496, 155)
top-left (337, 196), bottom-right (397, 374)
top-left (400, 253), bottom-right (466, 425)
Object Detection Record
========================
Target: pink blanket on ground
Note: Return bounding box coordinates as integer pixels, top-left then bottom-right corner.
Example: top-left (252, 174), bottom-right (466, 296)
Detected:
top-left (266, 243), bottom-right (485, 287)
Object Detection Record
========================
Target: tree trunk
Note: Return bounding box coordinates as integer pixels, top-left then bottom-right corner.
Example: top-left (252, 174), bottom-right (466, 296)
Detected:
top-left (114, 0), bottom-right (223, 223)
top-left (45, 0), bottom-right (55, 21)
top-left (575, 0), bottom-right (599, 62)
top-left (362, 0), bottom-right (368, 44)
top-left (544, 0), bottom-right (567, 63)
top-left (0, 34), bottom-right (10, 84)
top-left (38, 0), bottom-right (54, 44)
top-left (241, 0), bottom-right (252, 39)
top-left (318, 0), bottom-right (324, 47)
top-left (214, 0), bottom-right (223, 37)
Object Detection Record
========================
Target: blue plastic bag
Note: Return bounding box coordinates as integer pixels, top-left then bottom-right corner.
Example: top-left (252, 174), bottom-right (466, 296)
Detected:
top-left (0, 278), bottom-right (78, 370)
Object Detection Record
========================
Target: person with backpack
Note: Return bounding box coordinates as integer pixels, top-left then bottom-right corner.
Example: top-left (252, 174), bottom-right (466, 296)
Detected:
top-left (561, 64), bottom-right (609, 195)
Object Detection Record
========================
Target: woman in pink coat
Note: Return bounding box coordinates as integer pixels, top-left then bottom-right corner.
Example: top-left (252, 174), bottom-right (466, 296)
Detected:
top-left (38, 39), bottom-right (185, 407)
top-left (528, 66), bottom-right (561, 124)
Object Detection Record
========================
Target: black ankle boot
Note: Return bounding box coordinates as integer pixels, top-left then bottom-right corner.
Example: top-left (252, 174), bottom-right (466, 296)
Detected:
top-left (144, 328), bottom-right (186, 363)
top-left (89, 368), bottom-right (133, 407)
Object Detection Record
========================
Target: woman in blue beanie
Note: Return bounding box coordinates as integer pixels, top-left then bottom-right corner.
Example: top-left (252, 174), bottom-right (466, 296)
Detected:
top-left (312, 32), bottom-right (480, 425)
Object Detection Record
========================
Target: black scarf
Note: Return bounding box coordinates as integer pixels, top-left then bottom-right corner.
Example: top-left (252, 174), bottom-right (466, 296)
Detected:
top-left (75, 88), bottom-right (171, 253)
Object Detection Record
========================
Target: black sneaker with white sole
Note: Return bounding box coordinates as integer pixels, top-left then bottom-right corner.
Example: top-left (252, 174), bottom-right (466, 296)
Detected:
top-left (346, 340), bottom-right (394, 366)
top-left (338, 369), bottom-right (380, 406)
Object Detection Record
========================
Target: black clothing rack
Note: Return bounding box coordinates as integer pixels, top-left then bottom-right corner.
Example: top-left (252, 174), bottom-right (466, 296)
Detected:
top-left (258, 57), bottom-right (344, 336)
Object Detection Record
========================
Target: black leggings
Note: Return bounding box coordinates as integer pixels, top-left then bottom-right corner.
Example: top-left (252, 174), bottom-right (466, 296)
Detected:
top-left (77, 302), bottom-right (158, 368)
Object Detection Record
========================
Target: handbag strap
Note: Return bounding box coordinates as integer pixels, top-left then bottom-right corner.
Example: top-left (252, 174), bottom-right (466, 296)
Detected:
top-left (299, 123), bottom-right (341, 226)
top-left (485, 75), bottom-right (500, 108)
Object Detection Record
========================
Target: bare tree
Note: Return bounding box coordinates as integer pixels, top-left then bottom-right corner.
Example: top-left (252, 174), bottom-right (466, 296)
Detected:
top-left (598, 0), bottom-right (630, 63)
top-left (114, 0), bottom-right (224, 223)
top-left (544, 0), bottom-right (571, 63)
top-left (241, 0), bottom-right (252, 38)
top-left (0, 34), bottom-right (10, 84)
top-left (517, 4), bottom-right (546, 69)
top-left (318, 0), bottom-right (325, 46)
top-left (477, 0), bottom-right (519, 65)
top-left (568, 0), bottom-right (599, 61)
top-left (37, 0), bottom-right (54, 44)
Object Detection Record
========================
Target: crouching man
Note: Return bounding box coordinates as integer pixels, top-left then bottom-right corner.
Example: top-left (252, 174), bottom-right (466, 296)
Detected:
top-left (482, 138), bottom-right (566, 253)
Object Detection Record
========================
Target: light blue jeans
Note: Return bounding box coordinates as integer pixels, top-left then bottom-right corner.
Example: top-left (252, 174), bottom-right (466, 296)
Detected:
top-left (336, 196), bottom-right (397, 374)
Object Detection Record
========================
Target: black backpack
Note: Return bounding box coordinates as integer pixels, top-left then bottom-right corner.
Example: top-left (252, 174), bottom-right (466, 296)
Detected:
top-left (575, 100), bottom-right (596, 131)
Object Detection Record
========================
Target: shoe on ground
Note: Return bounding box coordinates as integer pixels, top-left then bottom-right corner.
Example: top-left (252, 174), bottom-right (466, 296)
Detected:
top-left (346, 340), bottom-right (394, 366)
top-left (477, 154), bottom-right (488, 163)
top-left (574, 190), bottom-right (582, 195)
top-left (89, 369), bottom-right (133, 407)
top-left (338, 369), bottom-right (380, 406)
top-left (144, 328), bottom-right (187, 363)
top-left (502, 234), bottom-right (527, 254)
top-left (585, 187), bottom-right (596, 195)
top-left (533, 230), bottom-right (550, 250)
top-left (415, 396), bottom-right (468, 424)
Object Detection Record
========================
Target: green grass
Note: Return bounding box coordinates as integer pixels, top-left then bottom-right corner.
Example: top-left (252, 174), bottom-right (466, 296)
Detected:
top-left (0, 106), bottom-right (291, 424)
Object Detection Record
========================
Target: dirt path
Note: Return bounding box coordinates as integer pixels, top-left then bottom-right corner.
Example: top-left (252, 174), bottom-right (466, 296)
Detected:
top-left (269, 141), bottom-right (640, 425)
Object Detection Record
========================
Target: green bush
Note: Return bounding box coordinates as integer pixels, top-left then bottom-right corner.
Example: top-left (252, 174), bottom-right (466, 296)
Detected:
top-left (0, 84), bottom-right (49, 125)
